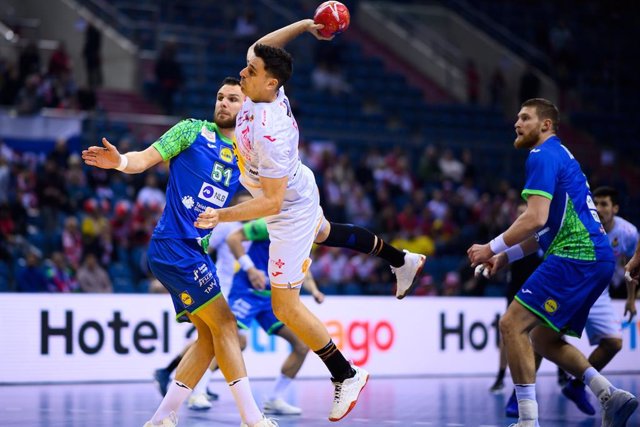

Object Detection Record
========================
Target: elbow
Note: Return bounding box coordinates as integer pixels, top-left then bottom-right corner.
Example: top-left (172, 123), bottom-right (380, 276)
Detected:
top-left (268, 200), bottom-right (282, 215)
top-left (532, 215), bottom-right (548, 230)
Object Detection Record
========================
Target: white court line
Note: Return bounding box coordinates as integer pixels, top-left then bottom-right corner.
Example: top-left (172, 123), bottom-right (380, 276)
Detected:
top-left (383, 421), bottom-right (402, 424)
top-left (414, 422), bottom-right (433, 425)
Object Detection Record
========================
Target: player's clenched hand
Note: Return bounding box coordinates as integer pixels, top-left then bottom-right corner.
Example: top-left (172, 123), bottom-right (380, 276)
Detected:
top-left (247, 267), bottom-right (266, 290)
top-left (624, 253), bottom-right (640, 285)
top-left (312, 290), bottom-right (325, 304)
top-left (624, 298), bottom-right (637, 322)
top-left (467, 243), bottom-right (494, 267)
top-left (305, 20), bottom-right (334, 41)
top-left (194, 207), bottom-right (219, 229)
top-left (82, 137), bottom-right (121, 169)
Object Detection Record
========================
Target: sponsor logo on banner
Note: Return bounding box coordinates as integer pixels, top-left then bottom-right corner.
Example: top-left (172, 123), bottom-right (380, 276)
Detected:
top-left (198, 182), bottom-right (228, 207)
top-left (439, 311), bottom-right (501, 351)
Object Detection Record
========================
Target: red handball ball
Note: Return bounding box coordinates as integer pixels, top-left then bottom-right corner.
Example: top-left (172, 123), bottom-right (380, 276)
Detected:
top-left (313, 1), bottom-right (350, 38)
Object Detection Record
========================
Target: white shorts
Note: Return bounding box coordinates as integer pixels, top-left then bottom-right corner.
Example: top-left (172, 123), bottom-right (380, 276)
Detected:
top-left (266, 165), bottom-right (324, 288)
top-left (584, 288), bottom-right (622, 345)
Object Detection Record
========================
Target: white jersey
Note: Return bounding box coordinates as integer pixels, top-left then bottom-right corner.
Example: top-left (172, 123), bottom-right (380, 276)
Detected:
top-left (607, 216), bottom-right (639, 287)
top-left (207, 221), bottom-right (243, 296)
top-left (235, 87), bottom-right (305, 201)
top-left (234, 87), bottom-right (324, 286)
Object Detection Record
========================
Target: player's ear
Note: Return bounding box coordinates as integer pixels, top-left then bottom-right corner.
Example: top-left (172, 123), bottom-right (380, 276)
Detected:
top-left (613, 204), bottom-right (619, 215)
top-left (267, 77), bottom-right (279, 91)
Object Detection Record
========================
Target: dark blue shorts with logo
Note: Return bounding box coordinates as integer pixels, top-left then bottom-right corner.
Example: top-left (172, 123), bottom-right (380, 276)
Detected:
top-left (148, 238), bottom-right (222, 322)
top-left (228, 285), bottom-right (283, 335)
top-left (514, 255), bottom-right (614, 337)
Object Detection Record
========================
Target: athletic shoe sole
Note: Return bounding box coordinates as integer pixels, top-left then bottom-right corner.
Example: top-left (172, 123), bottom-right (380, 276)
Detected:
top-left (396, 255), bottom-right (426, 300)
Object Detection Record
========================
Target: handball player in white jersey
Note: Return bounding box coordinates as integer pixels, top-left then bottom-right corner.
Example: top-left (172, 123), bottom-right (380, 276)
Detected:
top-left (195, 19), bottom-right (425, 422)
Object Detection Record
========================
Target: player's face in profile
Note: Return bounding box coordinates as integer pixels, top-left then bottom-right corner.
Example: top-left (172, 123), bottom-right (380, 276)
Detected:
top-left (214, 84), bottom-right (244, 129)
top-left (239, 54), bottom-right (277, 102)
top-left (514, 106), bottom-right (542, 149)
top-left (594, 196), bottom-right (618, 225)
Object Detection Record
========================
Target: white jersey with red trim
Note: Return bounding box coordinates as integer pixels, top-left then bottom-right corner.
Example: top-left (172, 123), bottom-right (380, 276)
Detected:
top-left (234, 87), bottom-right (302, 199)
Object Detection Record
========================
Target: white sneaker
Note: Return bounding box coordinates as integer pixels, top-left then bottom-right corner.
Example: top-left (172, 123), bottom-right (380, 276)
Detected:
top-left (508, 421), bottom-right (539, 427)
top-left (391, 250), bottom-right (426, 299)
top-left (328, 365), bottom-right (369, 422)
top-left (263, 397), bottom-right (302, 415)
top-left (240, 415), bottom-right (279, 427)
top-left (188, 392), bottom-right (212, 410)
top-left (601, 389), bottom-right (639, 427)
top-left (143, 411), bottom-right (178, 427)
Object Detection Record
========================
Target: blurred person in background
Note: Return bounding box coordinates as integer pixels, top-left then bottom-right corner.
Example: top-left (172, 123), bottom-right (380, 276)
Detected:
top-left (16, 251), bottom-right (48, 292)
top-left (76, 252), bottom-right (112, 293)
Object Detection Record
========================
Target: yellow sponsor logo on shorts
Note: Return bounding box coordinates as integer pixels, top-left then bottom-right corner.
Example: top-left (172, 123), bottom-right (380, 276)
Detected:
top-left (544, 298), bottom-right (558, 314)
top-left (220, 147), bottom-right (234, 163)
top-left (180, 291), bottom-right (194, 307)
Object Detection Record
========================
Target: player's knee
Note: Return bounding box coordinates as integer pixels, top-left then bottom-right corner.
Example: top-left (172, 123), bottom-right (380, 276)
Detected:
top-left (600, 337), bottom-right (622, 355)
top-left (292, 340), bottom-right (309, 357)
top-left (271, 299), bottom-right (294, 323)
top-left (499, 314), bottom-right (514, 337)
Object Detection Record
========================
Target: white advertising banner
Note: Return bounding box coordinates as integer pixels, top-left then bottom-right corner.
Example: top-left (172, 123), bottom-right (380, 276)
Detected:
top-left (0, 294), bottom-right (638, 383)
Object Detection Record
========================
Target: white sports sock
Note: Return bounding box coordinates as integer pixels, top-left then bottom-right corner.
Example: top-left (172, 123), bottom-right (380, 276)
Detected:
top-left (583, 367), bottom-right (616, 403)
top-left (229, 376), bottom-right (262, 425)
top-left (271, 373), bottom-right (293, 400)
top-left (193, 368), bottom-right (213, 395)
top-left (151, 380), bottom-right (191, 423)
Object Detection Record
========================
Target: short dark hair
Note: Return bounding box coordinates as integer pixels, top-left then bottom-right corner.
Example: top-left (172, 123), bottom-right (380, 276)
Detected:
top-left (521, 98), bottom-right (559, 131)
top-left (221, 76), bottom-right (240, 87)
top-left (593, 186), bottom-right (619, 206)
top-left (253, 43), bottom-right (293, 89)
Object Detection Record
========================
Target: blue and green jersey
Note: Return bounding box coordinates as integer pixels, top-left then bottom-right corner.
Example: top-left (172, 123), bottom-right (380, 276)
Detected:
top-left (522, 136), bottom-right (614, 262)
top-left (151, 119), bottom-right (241, 240)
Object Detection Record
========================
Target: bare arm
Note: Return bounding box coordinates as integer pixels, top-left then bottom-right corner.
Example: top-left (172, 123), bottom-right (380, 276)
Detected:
top-left (226, 226), bottom-right (267, 290)
top-left (195, 176), bottom-right (287, 229)
top-left (502, 195), bottom-right (550, 246)
top-left (82, 138), bottom-right (163, 174)
top-left (468, 195), bottom-right (550, 265)
top-left (248, 19), bottom-right (330, 56)
top-left (302, 270), bottom-right (324, 304)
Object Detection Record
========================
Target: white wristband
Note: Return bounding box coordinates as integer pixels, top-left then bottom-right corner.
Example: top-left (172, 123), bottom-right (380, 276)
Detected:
top-left (505, 245), bottom-right (525, 263)
top-left (115, 154), bottom-right (128, 171)
top-left (238, 254), bottom-right (255, 272)
top-left (489, 233), bottom-right (508, 254)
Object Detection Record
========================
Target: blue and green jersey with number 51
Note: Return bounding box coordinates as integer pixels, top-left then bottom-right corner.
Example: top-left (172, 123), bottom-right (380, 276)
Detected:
top-left (151, 119), bottom-right (241, 240)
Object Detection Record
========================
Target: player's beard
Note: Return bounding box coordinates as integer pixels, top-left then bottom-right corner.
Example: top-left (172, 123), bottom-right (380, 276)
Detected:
top-left (514, 129), bottom-right (540, 149)
top-left (214, 112), bottom-right (236, 129)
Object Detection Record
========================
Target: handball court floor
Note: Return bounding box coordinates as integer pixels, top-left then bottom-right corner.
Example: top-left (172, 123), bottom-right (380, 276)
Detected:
top-left (1, 374), bottom-right (639, 427)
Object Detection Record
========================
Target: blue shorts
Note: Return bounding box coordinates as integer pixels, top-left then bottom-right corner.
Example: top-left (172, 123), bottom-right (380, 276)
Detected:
top-left (227, 287), bottom-right (283, 335)
top-left (515, 255), bottom-right (614, 337)
top-left (148, 238), bottom-right (222, 323)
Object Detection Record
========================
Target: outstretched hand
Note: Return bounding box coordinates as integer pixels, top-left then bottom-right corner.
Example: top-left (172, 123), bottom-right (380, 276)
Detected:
top-left (82, 138), bottom-right (121, 169)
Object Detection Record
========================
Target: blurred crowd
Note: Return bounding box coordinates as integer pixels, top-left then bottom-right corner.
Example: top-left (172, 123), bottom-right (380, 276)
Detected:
top-left (0, 132), bottom-right (525, 297)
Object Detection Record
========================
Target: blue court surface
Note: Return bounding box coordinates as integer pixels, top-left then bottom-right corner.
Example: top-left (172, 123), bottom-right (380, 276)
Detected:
top-left (1, 374), bottom-right (639, 427)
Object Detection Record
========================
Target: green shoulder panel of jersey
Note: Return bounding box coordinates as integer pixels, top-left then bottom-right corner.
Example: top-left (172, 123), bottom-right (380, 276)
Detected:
top-left (152, 119), bottom-right (204, 161)
top-left (244, 218), bottom-right (269, 242)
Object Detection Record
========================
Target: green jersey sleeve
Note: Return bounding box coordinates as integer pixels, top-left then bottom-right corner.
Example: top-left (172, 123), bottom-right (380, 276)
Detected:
top-left (243, 218), bottom-right (269, 242)
top-left (152, 119), bottom-right (203, 161)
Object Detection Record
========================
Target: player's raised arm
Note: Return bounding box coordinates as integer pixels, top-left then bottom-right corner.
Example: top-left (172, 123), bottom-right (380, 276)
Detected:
top-left (248, 19), bottom-right (331, 57)
top-left (82, 137), bottom-right (163, 174)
